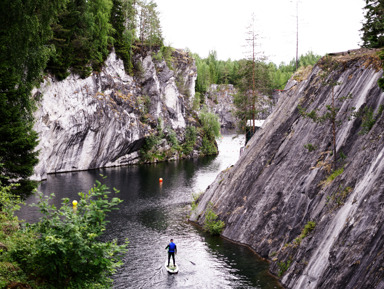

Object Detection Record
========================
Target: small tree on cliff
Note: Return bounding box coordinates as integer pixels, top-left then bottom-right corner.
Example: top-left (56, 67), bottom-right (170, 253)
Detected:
top-left (298, 55), bottom-right (353, 170)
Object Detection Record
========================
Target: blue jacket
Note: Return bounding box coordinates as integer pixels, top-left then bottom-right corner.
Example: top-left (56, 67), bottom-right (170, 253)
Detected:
top-left (166, 242), bottom-right (176, 253)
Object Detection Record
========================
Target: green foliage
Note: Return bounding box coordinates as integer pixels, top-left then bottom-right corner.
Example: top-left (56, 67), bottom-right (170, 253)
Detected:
top-left (277, 259), bottom-right (292, 277)
top-left (233, 59), bottom-right (273, 130)
top-left (110, 0), bottom-right (134, 74)
top-left (194, 51), bottom-right (242, 93)
top-left (320, 167), bottom-right (344, 187)
top-left (140, 133), bottom-right (161, 162)
top-left (166, 128), bottom-right (181, 152)
top-left (203, 203), bottom-right (225, 235)
top-left (138, 0), bottom-right (163, 49)
top-left (269, 51), bottom-right (321, 89)
top-left (10, 180), bottom-right (128, 288)
top-left (191, 191), bottom-right (203, 212)
top-left (361, 0), bottom-right (384, 90)
top-left (161, 46), bottom-right (175, 70)
top-left (327, 186), bottom-right (353, 208)
top-left (193, 92), bottom-right (201, 110)
top-left (298, 55), bottom-right (355, 170)
top-left (304, 143), bottom-right (317, 152)
top-left (355, 105), bottom-right (384, 134)
top-left (47, 0), bottom-right (114, 79)
top-left (293, 221), bottom-right (316, 245)
top-left (199, 109), bottom-right (220, 155)
top-left (199, 110), bottom-right (221, 139)
top-left (193, 50), bottom-right (320, 96)
top-left (182, 126), bottom-right (197, 155)
top-left (361, 0), bottom-right (384, 49)
top-left (0, 0), bottom-right (65, 196)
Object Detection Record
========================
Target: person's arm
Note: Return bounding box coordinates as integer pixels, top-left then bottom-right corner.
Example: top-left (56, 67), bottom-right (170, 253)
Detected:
top-left (165, 244), bottom-right (169, 250)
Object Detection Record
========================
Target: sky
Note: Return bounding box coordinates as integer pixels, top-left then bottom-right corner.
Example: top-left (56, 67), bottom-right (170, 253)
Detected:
top-left (156, 0), bottom-right (366, 64)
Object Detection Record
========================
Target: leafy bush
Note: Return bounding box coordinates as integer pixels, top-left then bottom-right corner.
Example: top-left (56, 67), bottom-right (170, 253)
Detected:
top-left (358, 105), bottom-right (384, 135)
top-left (201, 135), bottom-right (217, 155)
top-left (293, 221), bottom-right (316, 245)
top-left (191, 192), bottom-right (203, 212)
top-left (199, 109), bottom-right (220, 155)
top-left (199, 110), bottom-right (221, 139)
top-left (140, 134), bottom-right (161, 162)
top-left (167, 129), bottom-right (181, 151)
top-left (203, 203), bottom-right (225, 235)
top-left (182, 126), bottom-right (197, 155)
top-left (320, 167), bottom-right (344, 187)
top-left (277, 259), bottom-right (292, 277)
top-left (304, 143), bottom-right (317, 152)
top-left (327, 186), bottom-right (353, 208)
top-left (0, 183), bottom-right (32, 287)
top-left (10, 180), bottom-right (128, 288)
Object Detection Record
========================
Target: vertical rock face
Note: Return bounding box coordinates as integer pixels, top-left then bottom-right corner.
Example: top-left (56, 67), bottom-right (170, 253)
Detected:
top-left (190, 49), bottom-right (384, 289)
top-left (32, 49), bottom-right (197, 180)
top-left (204, 84), bottom-right (238, 129)
top-left (204, 84), bottom-right (276, 129)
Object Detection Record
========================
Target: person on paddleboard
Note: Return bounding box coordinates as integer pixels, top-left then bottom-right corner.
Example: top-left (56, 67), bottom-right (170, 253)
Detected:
top-left (165, 238), bottom-right (177, 267)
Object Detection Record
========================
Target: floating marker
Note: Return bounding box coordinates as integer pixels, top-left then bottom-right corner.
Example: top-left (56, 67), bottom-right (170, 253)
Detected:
top-left (159, 178), bottom-right (163, 183)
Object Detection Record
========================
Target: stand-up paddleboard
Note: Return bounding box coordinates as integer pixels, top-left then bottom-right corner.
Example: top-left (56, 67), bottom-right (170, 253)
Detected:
top-left (165, 261), bottom-right (179, 274)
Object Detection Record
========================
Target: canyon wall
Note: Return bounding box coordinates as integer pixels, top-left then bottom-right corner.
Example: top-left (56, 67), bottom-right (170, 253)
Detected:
top-left (190, 49), bottom-right (384, 289)
top-left (32, 49), bottom-right (197, 180)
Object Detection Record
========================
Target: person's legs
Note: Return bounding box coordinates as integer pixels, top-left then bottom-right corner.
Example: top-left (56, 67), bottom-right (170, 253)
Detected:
top-left (171, 252), bottom-right (175, 266)
top-left (167, 252), bottom-right (171, 266)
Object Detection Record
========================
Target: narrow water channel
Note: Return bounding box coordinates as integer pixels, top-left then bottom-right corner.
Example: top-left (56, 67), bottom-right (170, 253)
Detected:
top-left (18, 134), bottom-right (282, 289)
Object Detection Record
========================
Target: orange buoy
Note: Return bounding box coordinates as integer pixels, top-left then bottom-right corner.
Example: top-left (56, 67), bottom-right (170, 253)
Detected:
top-left (159, 178), bottom-right (163, 183)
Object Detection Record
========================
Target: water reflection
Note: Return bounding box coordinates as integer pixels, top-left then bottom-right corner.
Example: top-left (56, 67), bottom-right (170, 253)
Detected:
top-left (18, 134), bottom-right (282, 288)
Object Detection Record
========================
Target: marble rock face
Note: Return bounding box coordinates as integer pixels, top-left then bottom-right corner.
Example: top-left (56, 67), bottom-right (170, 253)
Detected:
top-left (190, 49), bottom-right (384, 289)
top-left (32, 49), bottom-right (197, 180)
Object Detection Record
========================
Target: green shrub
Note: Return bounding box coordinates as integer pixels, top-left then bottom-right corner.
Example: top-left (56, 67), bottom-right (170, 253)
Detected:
top-left (199, 109), bottom-right (220, 155)
top-left (277, 259), bottom-right (292, 277)
top-left (140, 134), bottom-right (161, 162)
top-left (161, 46), bottom-right (174, 70)
top-left (304, 143), bottom-right (317, 152)
top-left (182, 126), bottom-right (197, 155)
top-left (201, 135), bottom-right (217, 155)
top-left (294, 221), bottom-right (316, 245)
top-left (199, 109), bottom-right (221, 139)
top-left (358, 105), bottom-right (384, 135)
top-left (203, 203), bottom-right (225, 235)
top-left (11, 180), bottom-right (128, 288)
top-left (320, 167), bottom-right (344, 187)
top-left (167, 129), bottom-right (181, 151)
top-left (193, 92), bottom-right (201, 110)
top-left (191, 192), bottom-right (203, 211)
top-left (327, 186), bottom-right (353, 208)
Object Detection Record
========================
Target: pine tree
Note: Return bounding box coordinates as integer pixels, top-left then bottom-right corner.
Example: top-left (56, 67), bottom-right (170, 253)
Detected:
top-left (0, 0), bottom-right (65, 195)
top-left (111, 0), bottom-right (135, 73)
top-left (138, 0), bottom-right (163, 51)
top-left (361, 0), bottom-right (384, 48)
top-left (234, 15), bottom-right (272, 132)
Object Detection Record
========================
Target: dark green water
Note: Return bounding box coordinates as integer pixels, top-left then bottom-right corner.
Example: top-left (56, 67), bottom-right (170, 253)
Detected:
top-left (18, 134), bottom-right (282, 289)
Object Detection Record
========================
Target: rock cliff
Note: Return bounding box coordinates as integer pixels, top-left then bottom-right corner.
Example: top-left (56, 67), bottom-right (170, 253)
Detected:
top-left (204, 84), bottom-right (276, 129)
top-left (204, 84), bottom-right (238, 129)
top-left (190, 49), bottom-right (384, 289)
top-left (32, 49), bottom-right (198, 180)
